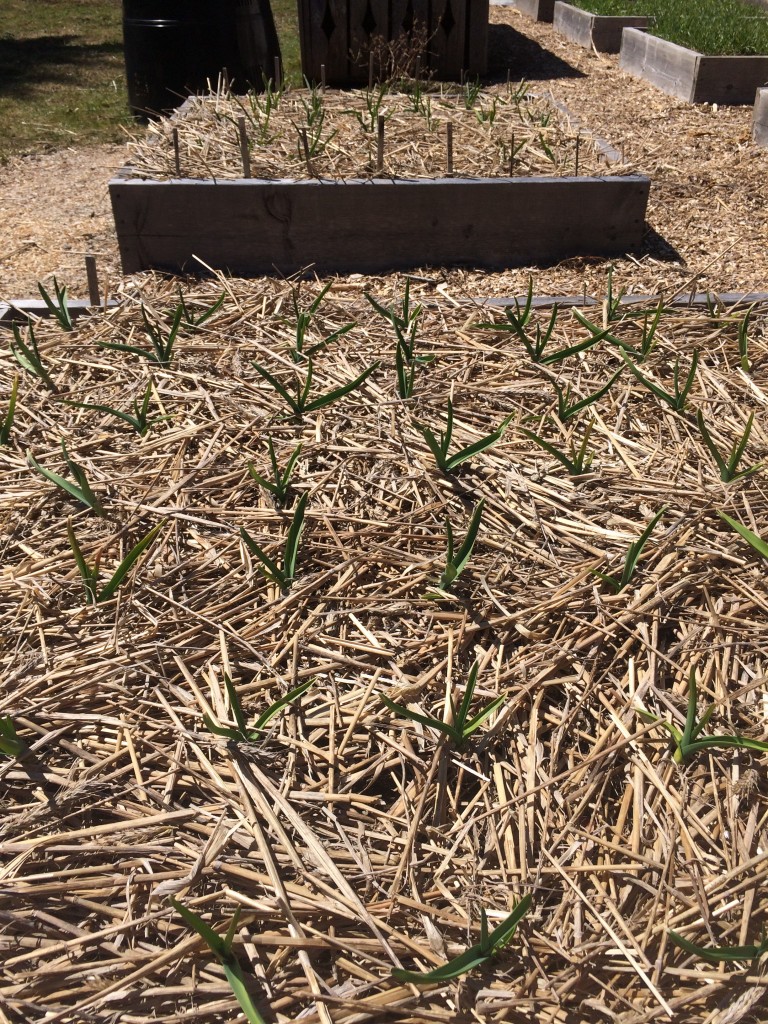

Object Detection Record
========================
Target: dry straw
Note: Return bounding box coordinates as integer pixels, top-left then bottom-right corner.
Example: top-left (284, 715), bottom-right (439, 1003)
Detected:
top-left (0, 272), bottom-right (767, 1023)
top-left (125, 82), bottom-right (616, 182)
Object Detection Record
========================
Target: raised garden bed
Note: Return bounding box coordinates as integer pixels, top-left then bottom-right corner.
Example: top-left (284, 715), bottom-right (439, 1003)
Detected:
top-left (553, 1), bottom-right (649, 53)
top-left (755, 86), bottom-right (768, 144)
top-left (110, 85), bottom-right (649, 276)
top-left (508, 0), bottom-right (556, 23)
top-left (620, 27), bottom-right (768, 104)
top-left (566, 0), bottom-right (768, 55)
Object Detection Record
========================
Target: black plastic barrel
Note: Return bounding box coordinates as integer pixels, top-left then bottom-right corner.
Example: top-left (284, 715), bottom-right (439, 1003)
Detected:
top-left (123, 0), bottom-right (281, 120)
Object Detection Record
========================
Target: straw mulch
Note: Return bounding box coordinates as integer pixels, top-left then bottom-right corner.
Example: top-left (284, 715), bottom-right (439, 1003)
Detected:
top-left (125, 84), bottom-right (613, 182)
top-left (1, 273), bottom-right (767, 1022)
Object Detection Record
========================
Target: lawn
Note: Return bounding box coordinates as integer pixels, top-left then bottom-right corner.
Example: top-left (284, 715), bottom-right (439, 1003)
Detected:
top-left (0, 0), bottom-right (301, 162)
top-left (570, 0), bottom-right (768, 54)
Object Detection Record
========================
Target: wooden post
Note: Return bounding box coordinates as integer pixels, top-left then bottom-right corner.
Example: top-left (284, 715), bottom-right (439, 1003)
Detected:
top-left (172, 128), bottom-right (181, 177)
top-left (85, 255), bottom-right (100, 308)
top-left (238, 117), bottom-right (251, 178)
top-left (377, 115), bottom-right (385, 173)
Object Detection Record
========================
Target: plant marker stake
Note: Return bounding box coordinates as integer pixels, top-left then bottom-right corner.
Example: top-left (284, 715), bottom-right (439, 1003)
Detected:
top-left (85, 255), bottom-right (100, 308)
top-left (575, 131), bottom-right (580, 176)
top-left (446, 122), bottom-right (453, 174)
top-left (274, 56), bottom-right (281, 89)
top-left (377, 114), bottom-right (385, 173)
top-left (320, 64), bottom-right (326, 92)
top-left (221, 67), bottom-right (230, 93)
top-left (509, 132), bottom-right (514, 176)
top-left (172, 127), bottom-right (181, 177)
top-left (238, 117), bottom-right (251, 178)
top-left (369, 51), bottom-right (375, 90)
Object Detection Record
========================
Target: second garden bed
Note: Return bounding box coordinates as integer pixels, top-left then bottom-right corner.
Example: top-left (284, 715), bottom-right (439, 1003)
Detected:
top-left (560, 0), bottom-right (768, 103)
top-left (110, 84), bottom-right (649, 275)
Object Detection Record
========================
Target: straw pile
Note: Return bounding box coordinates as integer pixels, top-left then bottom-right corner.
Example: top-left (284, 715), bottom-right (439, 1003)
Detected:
top-left (125, 83), bottom-right (613, 181)
top-left (1, 273), bottom-right (767, 1023)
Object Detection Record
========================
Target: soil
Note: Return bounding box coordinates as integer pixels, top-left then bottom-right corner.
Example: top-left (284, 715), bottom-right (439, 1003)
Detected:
top-left (0, 7), bottom-right (766, 302)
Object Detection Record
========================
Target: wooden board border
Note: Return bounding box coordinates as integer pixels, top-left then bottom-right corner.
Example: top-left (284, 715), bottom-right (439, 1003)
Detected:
top-left (620, 27), bottom-right (768, 105)
top-left (553, 2), bottom-right (649, 54)
top-left (109, 173), bottom-right (651, 276)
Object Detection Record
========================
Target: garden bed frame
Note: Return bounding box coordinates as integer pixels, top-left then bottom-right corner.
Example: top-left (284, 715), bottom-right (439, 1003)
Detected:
top-left (620, 27), bottom-right (768, 104)
top-left (509, 0), bottom-right (556, 22)
top-left (553, 2), bottom-right (649, 53)
top-left (109, 171), bottom-right (650, 276)
top-left (0, 299), bottom-right (118, 327)
top-left (755, 87), bottom-right (768, 144)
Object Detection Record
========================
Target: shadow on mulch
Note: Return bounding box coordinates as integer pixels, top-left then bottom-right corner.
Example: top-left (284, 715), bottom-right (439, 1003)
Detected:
top-left (486, 22), bottom-right (586, 82)
top-left (642, 225), bottom-right (684, 264)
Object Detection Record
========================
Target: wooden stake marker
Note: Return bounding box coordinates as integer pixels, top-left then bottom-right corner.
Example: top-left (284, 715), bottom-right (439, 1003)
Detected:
top-left (238, 117), bottom-right (251, 178)
top-left (377, 115), bottom-right (385, 173)
top-left (172, 128), bottom-right (181, 177)
top-left (85, 255), bottom-right (100, 308)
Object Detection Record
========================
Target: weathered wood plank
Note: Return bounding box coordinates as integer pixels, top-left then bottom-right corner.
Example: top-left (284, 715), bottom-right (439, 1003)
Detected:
top-left (620, 29), bottom-right (699, 102)
top-left (693, 55), bottom-right (768, 105)
top-left (110, 175), bottom-right (650, 276)
top-left (553, 2), bottom-right (648, 54)
top-left (466, 0), bottom-right (489, 74)
top-left (348, 0), bottom-right (390, 79)
top-left (428, 0), bottom-right (466, 79)
top-left (511, 0), bottom-right (556, 24)
top-left (298, 0), bottom-right (488, 83)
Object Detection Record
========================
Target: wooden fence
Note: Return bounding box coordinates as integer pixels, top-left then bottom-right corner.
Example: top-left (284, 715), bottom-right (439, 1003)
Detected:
top-left (297, 0), bottom-right (489, 84)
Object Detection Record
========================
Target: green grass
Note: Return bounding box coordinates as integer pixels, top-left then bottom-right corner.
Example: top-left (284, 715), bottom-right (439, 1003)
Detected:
top-left (0, 0), bottom-right (130, 161)
top-left (0, 0), bottom-right (301, 162)
top-left (571, 0), bottom-right (768, 54)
